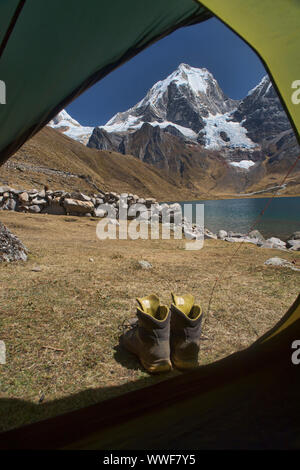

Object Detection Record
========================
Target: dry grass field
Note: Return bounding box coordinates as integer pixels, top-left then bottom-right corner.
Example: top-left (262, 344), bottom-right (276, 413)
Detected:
top-left (0, 210), bottom-right (299, 432)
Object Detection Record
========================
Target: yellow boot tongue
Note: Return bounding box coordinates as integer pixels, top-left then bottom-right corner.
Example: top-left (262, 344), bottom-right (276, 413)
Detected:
top-left (171, 293), bottom-right (195, 316)
top-left (136, 294), bottom-right (168, 321)
top-left (136, 294), bottom-right (160, 317)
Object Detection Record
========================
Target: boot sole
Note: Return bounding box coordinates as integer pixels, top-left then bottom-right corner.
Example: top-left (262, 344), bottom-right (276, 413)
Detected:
top-left (121, 336), bottom-right (172, 374)
top-left (140, 357), bottom-right (172, 374)
top-left (171, 357), bottom-right (199, 371)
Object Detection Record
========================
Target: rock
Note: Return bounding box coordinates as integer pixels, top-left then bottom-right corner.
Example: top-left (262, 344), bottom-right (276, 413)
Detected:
top-left (169, 203), bottom-right (182, 218)
top-left (18, 205), bottom-right (29, 212)
top-left (264, 257), bottom-right (300, 271)
top-left (138, 260), bottom-right (152, 269)
top-left (63, 198), bottom-right (94, 215)
top-left (259, 241), bottom-right (286, 250)
top-left (28, 189), bottom-right (39, 196)
top-left (128, 203), bottom-right (147, 219)
top-left (4, 198), bottom-right (17, 211)
top-left (31, 198), bottom-right (47, 205)
top-left (218, 229), bottom-right (227, 239)
top-left (19, 192), bottom-right (29, 204)
top-left (37, 190), bottom-right (46, 198)
top-left (95, 198), bottom-right (104, 205)
top-left (107, 218), bottom-right (119, 226)
top-left (286, 240), bottom-right (300, 251)
top-left (227, 231), bottom-right (246, 238)
top-left (248, 230), bottom-right (265, 243)
top-left (28, 205), bottom-right (41, 213)
top-left (266, 237), bottom-right (286, 247)
top-left (184, 230), bottom-right (197, 240)
top-left (89, 258), bottom-right (94, 262)
top-left (225, 236), bottom-right (249, 243)
top-left (145, 198), bottom-right (156, 208)
top-left (71, 192), bottom-right (91, 202)
top-left (0, 186), bottom-right (12, 193)
top-left (0, 222), bottom-right (28, 262)
top-left (259, 237), bottom-right (286, 250)
top-left (53, 190), bottom-right (66, 197)
top-left (42, 199), bottom-right (66, 215)
top-left (93, 207), bottom-right (107, 218)
top-left (288, 231), bottom-right (300, 240)
top-left (204, 229), bottom-right (217, 240)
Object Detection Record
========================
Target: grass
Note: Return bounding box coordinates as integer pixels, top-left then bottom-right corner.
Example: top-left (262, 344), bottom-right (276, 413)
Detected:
top-left (0, 210), bottom-right (299, 432)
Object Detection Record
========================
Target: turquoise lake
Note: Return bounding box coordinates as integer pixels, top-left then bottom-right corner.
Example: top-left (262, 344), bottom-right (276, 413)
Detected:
top-left (176, 196), bottom-right (300, 240)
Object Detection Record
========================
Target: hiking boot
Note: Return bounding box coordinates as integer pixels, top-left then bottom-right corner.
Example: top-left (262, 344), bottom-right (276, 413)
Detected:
top-left (121, 294), bottom-right (172, 374)
top-left (170, 293), bottom-right (203, 370)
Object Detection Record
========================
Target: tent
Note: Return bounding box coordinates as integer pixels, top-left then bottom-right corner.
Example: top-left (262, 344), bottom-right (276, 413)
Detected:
top-left (0, 0), bottom-right (299, 449)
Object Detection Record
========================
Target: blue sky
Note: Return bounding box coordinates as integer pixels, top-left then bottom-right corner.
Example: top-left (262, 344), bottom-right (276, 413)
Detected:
top-left (67, 17), bottom-right (266, 127)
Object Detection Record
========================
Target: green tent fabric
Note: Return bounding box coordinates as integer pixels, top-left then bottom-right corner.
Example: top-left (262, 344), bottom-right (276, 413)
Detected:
top-left (0, 0), bottom-right (299, 449)
top-left (0, 0), bottom-right (211, 164)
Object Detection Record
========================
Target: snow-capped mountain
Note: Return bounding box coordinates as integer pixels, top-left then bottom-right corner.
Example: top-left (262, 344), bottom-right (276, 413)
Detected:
top-left (95, 63), bottom-right (257, 152)
top-left (48, 64), bottom-right (298, 176)
top-left (48, 109), bottom-right (93, 145)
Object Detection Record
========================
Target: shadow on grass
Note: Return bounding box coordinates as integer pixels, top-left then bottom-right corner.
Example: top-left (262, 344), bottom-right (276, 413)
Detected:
top-left (0, 338), bottom-right (179, 435)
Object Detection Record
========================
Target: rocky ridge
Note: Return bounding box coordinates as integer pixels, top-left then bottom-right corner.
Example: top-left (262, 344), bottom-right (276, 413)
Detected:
top-left (1, 186), bottom-right (299, 256)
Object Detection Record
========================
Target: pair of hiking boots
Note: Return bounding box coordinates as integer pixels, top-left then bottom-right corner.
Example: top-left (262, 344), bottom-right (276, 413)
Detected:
top-left (121, 293), bottom-right (203, 373)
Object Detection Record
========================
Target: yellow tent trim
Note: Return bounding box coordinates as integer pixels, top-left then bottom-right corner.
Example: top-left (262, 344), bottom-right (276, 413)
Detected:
top-left (198, 0), bottom-right (300, 141)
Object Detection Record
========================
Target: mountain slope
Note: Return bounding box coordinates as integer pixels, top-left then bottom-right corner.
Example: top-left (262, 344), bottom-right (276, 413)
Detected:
top-left (1, 125), bottom-right (299, 201)
top-left (0, 127), bottom-right (215, 200)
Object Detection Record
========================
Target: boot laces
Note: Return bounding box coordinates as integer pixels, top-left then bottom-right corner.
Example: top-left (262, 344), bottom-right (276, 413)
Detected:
top-left (119, 317), bottom-right (138, 333)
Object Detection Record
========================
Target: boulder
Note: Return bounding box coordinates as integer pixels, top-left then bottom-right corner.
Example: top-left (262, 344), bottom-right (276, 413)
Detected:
top-left (31, 197), bottom-right (47, 205)
top-left (63, 198), bottom-right (94, 215)
top-left (248, 230), bottom-right (265, 243)
top-left (286, 240), bottom-right (300, 251)
top-left (227, 231), bottom-right (246, 238)
top-left (0, 186), bottom-right (12, 194)
top-left (3, 198), bottom-right (17, 211)
top-left (95, 198), bottom-right (104, 205)
top-left (71, 192), bottom-right (91, 202)
top-left (28, 205), bottom-right (41, 213)
top-left (224, 236), bottom-right (257, 244)
top-left (37, 190), bottom-right (46, 198)
top-left (19, 192), bottom-right (29, 204)
top-left (259, 240), bottom-right (285, 250)
top-left (288, 231), bottom-right (300, 241)
top-left (266, 237), bottom-right (286, 247)
top-left (93, 207), bottom-right (107, 218)
top-left (264, 257), bottom-right (300, 271)
top-left (42, 198), bottom-right (66, 215)
top-left (259, 237), bottom-right (286, 250)
top-left (107, 218), bottom-right (119, 226)
top-left (145, 198), bottom-right (156, 208)
top-left (138, 260), bottom-right (152, 270)
top-left (0, 222), bottom-right (28, 262)
top-left (218, 229), bottom-right (227, 239)
top-left (204, 229), bottom-right (217, 240)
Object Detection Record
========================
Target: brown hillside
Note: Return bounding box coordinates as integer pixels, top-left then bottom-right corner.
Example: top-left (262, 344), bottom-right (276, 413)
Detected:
top-left (0, 126), bottom-right (299, 201)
